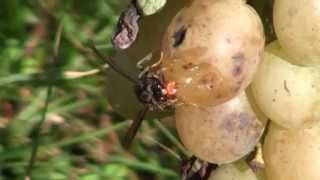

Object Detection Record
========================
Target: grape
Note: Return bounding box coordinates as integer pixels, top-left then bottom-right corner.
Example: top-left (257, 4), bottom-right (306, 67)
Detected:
top-left (175, 92), bottom-right (267, 164)
top-left (263, 121), bottom-right (320, 180)
top-left (209, 161), bottom-right (258, 180)
top-left (251, 41), bottom-right (320, 129)
top-left (105, 0), bottom-right (188, 119)
top-left (274, 0), bottom-right (320, 66)
top-left (161, 0), bottom-right (265, 106)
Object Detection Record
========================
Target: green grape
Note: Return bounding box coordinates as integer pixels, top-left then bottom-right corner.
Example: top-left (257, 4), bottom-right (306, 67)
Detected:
top-left (251, 41), bottom-right (320, 129)
top-left (161, 0), bottom-right (265, 107)
top-left (274, 0), bottom-right (320, 66)
top-left (175, 92), bottom-right (266, 164)
top-left (263, 121), bottom-right (320, 180)
top-left (209, 161), bottom-right (258, 180)
top-left (137, 0), bottom-right (167, 16)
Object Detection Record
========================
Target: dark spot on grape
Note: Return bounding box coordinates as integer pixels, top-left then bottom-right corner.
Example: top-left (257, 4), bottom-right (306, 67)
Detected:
top-left (283, 80), bottom-right (291, 95)
top-left (226, 38), bottom-right (231, 44)
top-left (182, 62), bottom-right (194, 70)
top-left (172, 26), bottom-right (187, 48)
top-left (238, 113), bottom-right (250, 129)
top-left (232, 52), bottom-right (245, 76)
top-left (215, 94), bottom-right (222, 99)
top-left (233, 66), bottom-right (242, 77)
top-left (222, 113), bottom-right (237, 132)
top-left (199, 73), bottom-right (216, 89)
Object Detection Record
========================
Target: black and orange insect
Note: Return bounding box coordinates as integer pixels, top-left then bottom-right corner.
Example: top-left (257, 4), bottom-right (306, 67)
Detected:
top-left (89, 44), bottom-right (177, 148)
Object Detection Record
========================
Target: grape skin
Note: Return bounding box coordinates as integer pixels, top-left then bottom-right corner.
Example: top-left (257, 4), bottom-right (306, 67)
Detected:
top-left (161, 0), bottom-right (265, 107)
top-left (274, 0), bottom-right (320, 66)
top-left (263, 122), bottom-right (320, 180)
top-left (251, 41), bottom-right (320, 129)
top-left (175, 92), bottom-right (266, 164)
top-left (209, 161), bottom-right (258, 180)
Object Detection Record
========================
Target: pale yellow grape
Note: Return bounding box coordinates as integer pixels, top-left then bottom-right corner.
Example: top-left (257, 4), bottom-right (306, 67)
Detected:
top-left (274, 0), bottom-right (320, 66)
top-left (161, 0), bottom-right (264, 107)
top-left (175, 92), bottom-right (266, 164)
top-left (263, 122), bottom-right (320, 180)
top-left (209, 161), bottom-right (258, 180)
top-left (251, 41), bottom-right (320, 129)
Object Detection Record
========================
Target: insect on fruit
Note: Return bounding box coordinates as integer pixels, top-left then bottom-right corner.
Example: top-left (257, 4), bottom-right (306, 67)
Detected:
top-left (161, 0), bottom-right (265, 107)
top-left (89, 44), bottom-right (177, 148)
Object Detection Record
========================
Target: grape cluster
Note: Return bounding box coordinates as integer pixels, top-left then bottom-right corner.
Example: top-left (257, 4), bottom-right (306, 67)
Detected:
top-left (252, 0), bottom-right (320, 179)
top-left (105, 0), bottom-right (320, 179)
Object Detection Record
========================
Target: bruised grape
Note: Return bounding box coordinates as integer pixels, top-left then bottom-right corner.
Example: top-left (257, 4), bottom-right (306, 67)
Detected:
top-left (175, 92), bottom-right (266, 164)
top-left (161, 0), bottom-right (265, 106)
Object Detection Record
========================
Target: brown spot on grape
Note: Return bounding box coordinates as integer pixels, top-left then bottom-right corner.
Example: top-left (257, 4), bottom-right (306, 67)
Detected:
top-left (199, 73), bottom-right (216, 89)
top-left (172, 26), bottom-right (187, 48)
top-left (182, 62), bottom-right (194, 70)
top-left (226, 38), bottom-right (231, 44)
top-left (284, 80), bottom-right (291, 95)
top-left (233, 66), bottom-right (242, 76)
top-left (215, 94), bottom-right (222, 99)
top-left (232, 52), bottom-right (245, 76)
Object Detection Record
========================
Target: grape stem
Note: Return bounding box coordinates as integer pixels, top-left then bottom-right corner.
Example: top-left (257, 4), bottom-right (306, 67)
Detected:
top-left (88, 43), bottom-right (138, 84)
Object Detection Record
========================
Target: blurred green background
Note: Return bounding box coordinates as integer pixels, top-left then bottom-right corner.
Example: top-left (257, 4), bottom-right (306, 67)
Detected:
top-left (0, 0), bottom-right (186, 179)
top-left (0, 0), bottom-right (272, 179)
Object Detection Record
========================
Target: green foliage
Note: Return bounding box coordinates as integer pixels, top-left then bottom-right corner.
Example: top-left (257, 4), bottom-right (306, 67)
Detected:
top-left (0, 0), bottom-right (184, 179)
